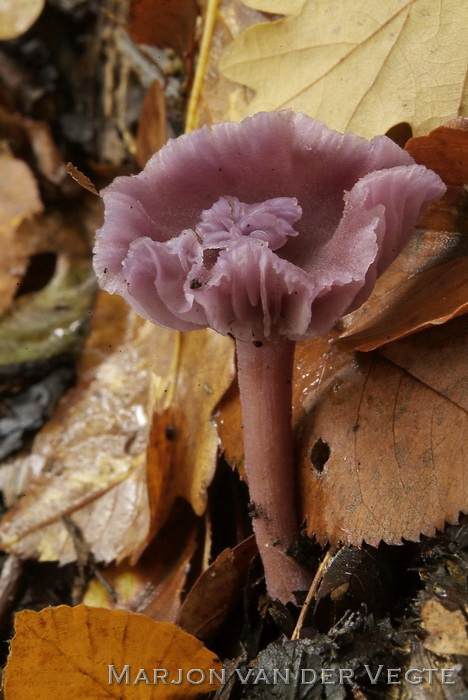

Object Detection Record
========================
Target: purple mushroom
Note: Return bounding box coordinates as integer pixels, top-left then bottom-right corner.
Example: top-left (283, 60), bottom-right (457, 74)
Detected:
top-left (93, 111), bottom-right (445, 603)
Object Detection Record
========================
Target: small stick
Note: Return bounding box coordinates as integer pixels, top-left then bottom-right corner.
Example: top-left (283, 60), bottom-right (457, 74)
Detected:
top-left (291, 545), bottom-right (338, 639)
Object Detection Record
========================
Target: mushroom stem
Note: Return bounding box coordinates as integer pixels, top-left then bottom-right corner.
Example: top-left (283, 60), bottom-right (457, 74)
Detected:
top-left (235, 337), bottom-right (311, 603)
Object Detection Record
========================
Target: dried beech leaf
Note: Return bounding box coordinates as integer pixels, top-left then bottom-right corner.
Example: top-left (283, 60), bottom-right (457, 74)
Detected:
top-left (219, 0), bottom-right (468, 138)
top-left (178, 536), bottom-right (257, 640)
top-left (3, 605), bottom-right (222, 698)
top-left (0, 0), bottom-right (45, 40)
top-left (421, 599), bottom-right (468, 656)
top-left (338, 252), bottom-right (468, 352)
top-left (296, 335), bottom-right (467, 546)
top-left (0, 153), bottom-right (43, 316)
top-left (136, 81), bottom-right (167, 168)
top-left (380, 316), bottom-right (468, 412)
top-left (129, 0), bottom-right (197, 58)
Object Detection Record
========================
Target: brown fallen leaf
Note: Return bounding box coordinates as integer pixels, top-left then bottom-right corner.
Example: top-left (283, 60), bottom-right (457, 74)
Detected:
top-left (296, 333), bottom-right (467, 546)
top-left (405, 118), bottom-right (468, 187)
top-left (219, 0), bottom-right (468, 138)
top-left (421, 599), bottom-right (468, 656)
top-left (84, 506), bottom-right (198, 623)
top-left (0, 106), bottom-right (71, 192)
top-left (66, 162), bottom-right (99, 196)
top-left (0, 0), bottom-right (45, 40)
top-left (178, 536), bottom-right (257, 640)
top-left (338, 250), bottom-right (468, 352)
top-left (339, 119), bottom-right (468, 352)
top-left (144, 330), bottom-right (235, 545)
top-left (128, 0), bottom-right (198, 59)
top-left (0, 151), bottom-right (43, 316)
top-left (3, 605), bottom-right (223, 698)
top-left (380, 316), bottom-right (468, 412)
top-left (136, 80), bottom-right (167, 168)
top-left (0, 292), bottom-right (234, 564)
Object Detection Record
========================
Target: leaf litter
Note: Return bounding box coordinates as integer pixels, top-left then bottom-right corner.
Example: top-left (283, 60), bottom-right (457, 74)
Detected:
top-left (0, 1), bottom-right (467, 697)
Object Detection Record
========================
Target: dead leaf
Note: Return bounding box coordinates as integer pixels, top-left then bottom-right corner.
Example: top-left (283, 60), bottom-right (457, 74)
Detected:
top-left (128, 0), bottom-right (198, 59)
top-left (421, 599), bottom-right (468, 656)
top-left (338, 249), bottom-right (468, 352)
top-left (135, 81), bottom-right (167, 168)
top-left (0, 293), bottom-right (175, 564)
top-left (379, 316), bottom-right (468, 412)
top-left (0, 0), bottom-right (45, 40)
top-left (296, 333), bottom-right (467, 546)
top-left (84, 506), bottom-right (198, 623)
top-left (178, 536), bottom-right (257, 640)
top-left (217, 325), bottom-right (467, 547)
top-left (339, 119), bottom-right (468, 352)
top-left (66, 162), bottom-right (99, 196)
top-left (0, 152), bottom-right (43, 316)
top-left (219, 0), bottom-right (468, 137)
top-left (145, 330), bottom-right (235, 543)
top-left (0, 293), bottom-right (234, 565)
top-left (186, 0), bottom-right (265, 131)
top-left (3, 605), bottom-right (222, 698)
top-left (0, 211), bottom-right (96, 365)
top-left (405, 118), bottom-right (468, 187)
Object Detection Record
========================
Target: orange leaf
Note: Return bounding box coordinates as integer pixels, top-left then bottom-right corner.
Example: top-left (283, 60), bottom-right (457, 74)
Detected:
top-left (135, 81), bottom-right (167, 169)
top-left (4, 605), bottom-right (222, 698)
top-left (128, 0), bottom-right (197, 59)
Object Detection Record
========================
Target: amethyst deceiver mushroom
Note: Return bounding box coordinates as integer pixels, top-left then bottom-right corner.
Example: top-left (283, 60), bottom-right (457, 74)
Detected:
top-left (93, 111), bottom-right (445, 603)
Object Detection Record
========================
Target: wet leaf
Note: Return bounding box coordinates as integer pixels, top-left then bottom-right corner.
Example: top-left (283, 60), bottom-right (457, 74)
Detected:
top-left (219, 0), bottom-right (468, 138)
top-left (421, 599), bottom-right (468, 656)
top-left (3, 605), bottom-right (222, 699)
top-left (0, 0), bottom-right (45, 40)
top-left (128, 0), bottom-right (198, 59)
top-left (0, 294), bottom-right (172, 564)
top-left (0, 294), bottom-right (234, 564)
top-left (178, 536), bottom-right (257, 640)
top-left (0, 211), bottom-right (96, 365)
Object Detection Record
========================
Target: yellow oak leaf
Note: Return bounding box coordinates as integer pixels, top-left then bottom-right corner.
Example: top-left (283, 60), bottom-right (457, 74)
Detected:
top-left (219, 0), bottom-right (468, 137)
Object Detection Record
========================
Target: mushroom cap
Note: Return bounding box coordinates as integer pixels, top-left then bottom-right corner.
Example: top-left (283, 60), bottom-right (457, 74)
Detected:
top-left (94, 111), bottom-right (445, 341)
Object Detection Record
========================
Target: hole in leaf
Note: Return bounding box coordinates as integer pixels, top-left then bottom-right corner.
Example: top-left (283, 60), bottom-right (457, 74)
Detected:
top-left (310, 437), bottom-right (330, 473)
top-left (15, 252), bottom-right (57, 298)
